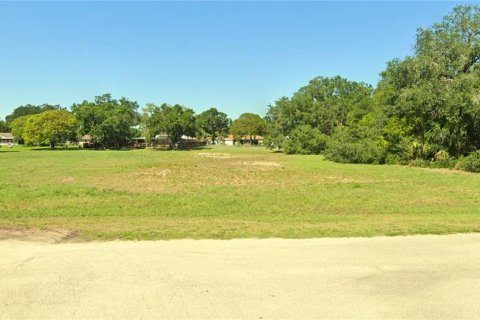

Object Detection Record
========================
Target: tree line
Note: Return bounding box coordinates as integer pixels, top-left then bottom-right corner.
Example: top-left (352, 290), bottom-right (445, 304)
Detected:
top-left (3, 5), bottom-right (479, 171)
top-left (265, 5), bottom-right (480, 172)
top-left (1, 94), bottom-right (267, 149)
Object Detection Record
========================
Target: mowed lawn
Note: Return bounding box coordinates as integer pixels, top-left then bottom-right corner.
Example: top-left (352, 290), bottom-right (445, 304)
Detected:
top-left (1, 145), bottom-right (480, 240)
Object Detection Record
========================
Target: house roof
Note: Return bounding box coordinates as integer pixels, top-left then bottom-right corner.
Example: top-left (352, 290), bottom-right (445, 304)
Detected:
top-left (0, 133), bottom-right (13, 139)
top-left (155, 134), bottom-right (169, 140)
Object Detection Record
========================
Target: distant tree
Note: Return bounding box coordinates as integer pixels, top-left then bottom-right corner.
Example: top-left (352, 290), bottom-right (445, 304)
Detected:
top-left (264, 98), bottom-right (293, 149)
top-left (230, 113), bottom-right (266, 144)
top-left (5, 104), bottom-right (62, 124)
top-left (140, 103), bottom-right (158, 141)
top-left (0, 118), bottom-right (9, 132)
top-left (147, 103), bottom-right (197, 148)
top-left (196, 108), bottom-right (230, 143)
top-left (10, 115), bottom-right (31, 144)
top-left (71, 94), bottom-right (139, 148)
top-left (265, 76), bottom-right (373, 150)
top-left (23, 110), bottom-right (76, 149)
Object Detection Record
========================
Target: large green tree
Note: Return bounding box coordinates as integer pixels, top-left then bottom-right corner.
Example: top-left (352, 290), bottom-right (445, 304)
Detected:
top-left (10, 116), bottom-right (31, 144)
top-left (71, 94), bottom-right (139, 148)
top-left (377, 5), bottom-right (480, 159)
top-left (265, 76), bottom-right (373, 150)
top-left (23, 110), bottom-right (76, 149)
top-left (147, 103), bottom-right (197, 148)
top-left (267, 5), bottom-right (480, 163)
top-left (196, 108), bottom-right (230, 143)
top-left (5, 104), bottom-right (62, 124)
top-left (230, 113), bottom-right (266, 143)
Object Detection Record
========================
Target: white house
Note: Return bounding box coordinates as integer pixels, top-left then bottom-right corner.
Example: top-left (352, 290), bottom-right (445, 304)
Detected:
top-left (0, 133), bottom-right (14, 145)
top-left (224, 135), bottom-right (235, 146)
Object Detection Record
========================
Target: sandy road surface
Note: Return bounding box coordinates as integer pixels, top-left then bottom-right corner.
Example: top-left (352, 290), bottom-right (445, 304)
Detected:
top-left (1, 234), bottom-right (480, 319)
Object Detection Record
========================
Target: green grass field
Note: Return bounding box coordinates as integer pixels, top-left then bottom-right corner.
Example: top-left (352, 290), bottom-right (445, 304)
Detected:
top-left (1, 145), bottom-right (480, 240)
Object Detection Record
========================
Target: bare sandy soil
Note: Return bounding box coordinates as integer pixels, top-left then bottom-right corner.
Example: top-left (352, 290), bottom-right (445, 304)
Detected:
top-left (1, 233), bottom-right (480, 319)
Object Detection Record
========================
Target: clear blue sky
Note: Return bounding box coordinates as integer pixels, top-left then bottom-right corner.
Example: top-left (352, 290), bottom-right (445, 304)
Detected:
top-left (0, 1), bottom-right (470, 120)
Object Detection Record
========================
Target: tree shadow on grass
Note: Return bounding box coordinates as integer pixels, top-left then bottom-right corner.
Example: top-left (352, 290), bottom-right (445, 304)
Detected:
top-left (149, 146), bottom-right (213, 152)
top-left (30, 147), bottom-right (82, 151)
top-left (30, 147), bottom-right (136, 152)
top-left (28, 146), bottom-right (214, 152)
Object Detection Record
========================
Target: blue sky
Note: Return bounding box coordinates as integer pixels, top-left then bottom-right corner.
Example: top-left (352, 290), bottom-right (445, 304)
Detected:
top-left (0, 2), bottom-right (469, 120)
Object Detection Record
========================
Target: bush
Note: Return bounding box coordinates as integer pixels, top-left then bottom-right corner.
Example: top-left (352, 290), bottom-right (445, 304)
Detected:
top-left (324, 126), bottom-right (387, 164)
top-left (177, 139), bottom-right (206, 149)
top-left (325, 138), bottom-right (387, 164)
top-left (456, 151), bottom-right (480, 172)
top-left (385, 153), bottom-right (399, 165)
top-left (283, 125), bottom-right (328, 155)
top-left (408, 159), bottom-right (431, 168)
top-left (406, 150), bottom-right (456, 169)
top-left (431, 150), bottom-right (455, 169)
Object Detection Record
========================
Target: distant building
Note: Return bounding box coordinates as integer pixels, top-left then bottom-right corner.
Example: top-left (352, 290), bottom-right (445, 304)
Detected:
top-left (131, 137), bottom-right (147, 148)
top-left (0, 133), bottom-right (15, 145)
top-left (224, 135), bottom-right (235, 146)
top-left (240, 135), bottom-right (264, 145)
top-left (154, 133), bottom-right (169, 143)
top-left (153, 133), bottom-right (170, 148)
top-left (79, 134), bottom-right (93, 148)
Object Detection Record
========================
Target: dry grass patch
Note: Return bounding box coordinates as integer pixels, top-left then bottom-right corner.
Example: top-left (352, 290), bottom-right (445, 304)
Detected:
top-left (89, 156), bottom-right (288, 193)
top-left (60, 176), bottom-right (76, 183)
top-left (423, 168), bottom-right (471, 175)
top-left (235, 160), bottom-right (282, 168)
top-left (0, 226), bottom-right (79, 243)
top-left (196, 152), bottom-right (235, 159)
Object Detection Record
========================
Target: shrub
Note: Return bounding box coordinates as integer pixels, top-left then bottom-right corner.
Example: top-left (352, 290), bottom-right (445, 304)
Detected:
top-left (408, 159), bottom-right (431, 168)
top-left (177, 139), bottom-right (206, 149)
top-left (432, 150), bottom-right (455, 169)
top-left (456, 151), bottom-right (480, 172)
top-left (283, 125), bottom-right (328, 155)
top-left (325, 138), bottom-right (387, 164)
top-left (325, 126), bottom-right (387, 164)
top-left (385, 153), bottom-right (399, 165)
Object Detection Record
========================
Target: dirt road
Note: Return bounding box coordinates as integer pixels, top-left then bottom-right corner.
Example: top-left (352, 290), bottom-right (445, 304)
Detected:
top-left (1, 234), bottom-right (480, 319)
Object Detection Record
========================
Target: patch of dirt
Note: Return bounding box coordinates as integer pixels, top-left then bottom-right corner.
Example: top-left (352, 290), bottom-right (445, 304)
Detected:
top-left (0, 227), bottom-right (80, 243)
top-left (318, 176), bottom-right (377, 184)
top-left (424, 168), bottom-right (471, 175)
top-left (139, 168), bottom-right (171, 178)
top-left (90, 157), bottom-right (287, 193)
top-left (60, 176), bottom-right (76, 183)
top-left (236, 161), bottom-right (282, 167)
top-left (92, 168), bottom-right (172, 193)
top-left (196, 153), bottom-right (235, 159)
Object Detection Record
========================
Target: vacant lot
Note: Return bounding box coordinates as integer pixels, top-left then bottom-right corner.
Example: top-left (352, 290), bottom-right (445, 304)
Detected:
top-left (1, 146), bottom-right (480, 240)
